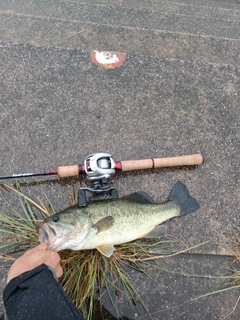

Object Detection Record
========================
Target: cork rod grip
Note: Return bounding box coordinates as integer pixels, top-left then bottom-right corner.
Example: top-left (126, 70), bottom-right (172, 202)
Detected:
top-left (120, 154), bottom-right (204, 171)
top-left (57, 165), bottom-right (79, 178)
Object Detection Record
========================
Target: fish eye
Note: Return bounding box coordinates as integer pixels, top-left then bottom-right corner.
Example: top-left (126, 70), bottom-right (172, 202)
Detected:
top-left (52, 215), bottom-right (59, 223)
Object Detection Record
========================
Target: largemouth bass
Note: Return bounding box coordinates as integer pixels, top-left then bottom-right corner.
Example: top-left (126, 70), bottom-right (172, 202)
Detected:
top-left (36, 181), bottom-right (199, 257)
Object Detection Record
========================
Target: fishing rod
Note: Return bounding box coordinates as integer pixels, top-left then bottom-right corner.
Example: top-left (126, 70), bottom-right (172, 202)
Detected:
top-left (0, 152), bottom-right (204, 206)
top-left (0, 153), bottom-right (204, 180)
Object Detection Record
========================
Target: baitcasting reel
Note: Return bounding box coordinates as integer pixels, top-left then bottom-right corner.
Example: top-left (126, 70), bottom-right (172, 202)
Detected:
top-left (78, 153), bottom-right (118, 206)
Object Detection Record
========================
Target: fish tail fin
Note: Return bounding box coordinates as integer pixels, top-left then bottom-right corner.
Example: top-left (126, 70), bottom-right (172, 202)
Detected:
top-left (168, 181), bottom-right (200, 216)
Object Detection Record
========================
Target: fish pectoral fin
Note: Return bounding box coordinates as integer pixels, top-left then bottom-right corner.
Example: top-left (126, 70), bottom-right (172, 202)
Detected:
top-left (92, 216), bottom-right (115, 234)
top-left (143, 225), bottom-right (168, 238)
top-left (97, 244), bottom-right (115, 257)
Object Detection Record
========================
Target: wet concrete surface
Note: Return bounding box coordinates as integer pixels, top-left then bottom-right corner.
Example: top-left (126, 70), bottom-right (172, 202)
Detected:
top-left (0, 0), bottom-right (240, 318)
top-left (100, 254), bottom-right (240, 320)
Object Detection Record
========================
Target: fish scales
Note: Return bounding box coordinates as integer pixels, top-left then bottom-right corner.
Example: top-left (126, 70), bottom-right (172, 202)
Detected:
top-left (78, 199), bottom-right (180, 250)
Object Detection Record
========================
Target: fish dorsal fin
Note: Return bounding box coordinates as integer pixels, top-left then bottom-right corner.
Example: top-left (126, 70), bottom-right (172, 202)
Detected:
top-left (97, 244), bottom-right (115, 257)
top-left (92, 216), bottom-right (115, 234)
top-left (122, 191), bottom-right (154, 204)
top-left (143, 225), bottom-right (168, 238)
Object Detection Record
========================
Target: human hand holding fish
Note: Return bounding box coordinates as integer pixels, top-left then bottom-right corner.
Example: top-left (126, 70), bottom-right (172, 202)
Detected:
top-left (7, 243), bottom-right (63, 283)
top-left (36, 181), bottom-right (200, 258)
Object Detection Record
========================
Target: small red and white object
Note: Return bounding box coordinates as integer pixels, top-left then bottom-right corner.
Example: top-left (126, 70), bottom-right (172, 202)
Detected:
top-left (90, 50), bottom-right (126, 69)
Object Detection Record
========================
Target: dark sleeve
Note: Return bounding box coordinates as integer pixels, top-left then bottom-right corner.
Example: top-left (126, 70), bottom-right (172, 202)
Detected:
top-left (3, 264), bottom-right (85, 320)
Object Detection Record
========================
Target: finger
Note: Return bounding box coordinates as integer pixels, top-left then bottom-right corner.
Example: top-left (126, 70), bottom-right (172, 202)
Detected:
top-left (31, 243), bottom-right (49, 251)
top-left (47, 251), bottom-right (61, 264)
top-left (55, 265), bottom-right (63, 279)
top-left (44, 243), bottom-right (50, 250)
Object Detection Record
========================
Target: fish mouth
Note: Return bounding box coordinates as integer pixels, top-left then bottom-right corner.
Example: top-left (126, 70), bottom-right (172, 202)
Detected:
top-left (36, 223), bottom-right (51, 244)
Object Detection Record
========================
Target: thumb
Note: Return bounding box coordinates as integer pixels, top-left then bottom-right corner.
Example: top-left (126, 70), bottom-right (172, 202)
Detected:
top-left (32, 242), bottom-right (49, 251)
